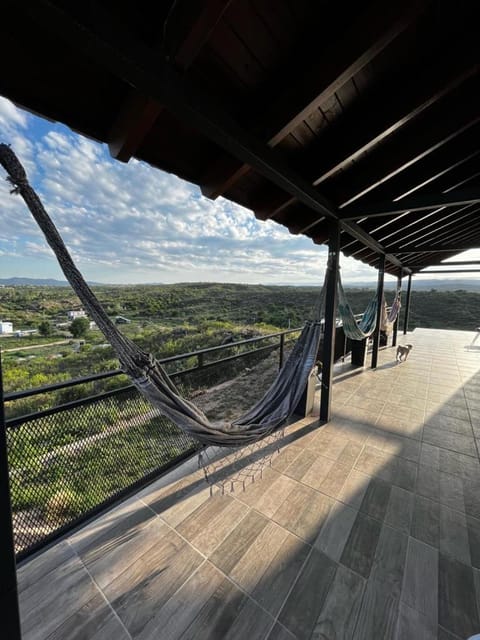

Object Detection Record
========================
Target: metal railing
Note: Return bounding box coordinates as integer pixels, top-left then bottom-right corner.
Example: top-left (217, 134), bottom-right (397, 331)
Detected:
top-left (3, 328), bottom-right (300, 559)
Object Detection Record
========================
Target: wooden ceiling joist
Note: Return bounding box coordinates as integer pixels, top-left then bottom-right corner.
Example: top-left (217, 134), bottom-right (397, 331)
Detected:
top-left (200, 0), bottom-right (425, 200)
top-left (108, 0), bottom-right (232, 162)
top-left (339, 188), bottom-right (480, 220)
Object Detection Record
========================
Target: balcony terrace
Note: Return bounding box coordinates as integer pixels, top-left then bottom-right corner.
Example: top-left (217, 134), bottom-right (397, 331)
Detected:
top-left (17, 328), bottom-right (480, 640)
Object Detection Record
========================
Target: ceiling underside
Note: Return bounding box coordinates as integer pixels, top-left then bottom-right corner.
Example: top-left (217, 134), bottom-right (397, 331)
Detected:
top-left (1, 0), bottom-right (480, 277)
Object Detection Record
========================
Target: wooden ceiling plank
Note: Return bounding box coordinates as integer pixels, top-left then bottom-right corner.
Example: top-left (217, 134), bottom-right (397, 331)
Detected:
top-left (109, 0), bottom-right (233, 162)
top-left (339, 187), bottom-right (480, 220)
top-left (201, 0), bottom-right (424, 199)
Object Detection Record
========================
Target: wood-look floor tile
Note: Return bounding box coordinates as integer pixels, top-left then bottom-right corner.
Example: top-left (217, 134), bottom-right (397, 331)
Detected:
top-left (311, 564), bottom-right (365, 640)
top-left (45, 593), bottom-right (128, 640)
top-left (265, 623), bottom-right (297, 640)
top-left (423, 427), bottom-right (477, 458)
top-left (176, 494), bottom-right (248, 556)
top-left (439, 473), bottom-right (465, 512)
top-left (467, 515), bottom-right (480, 569)
top-left (314, 500), bottom-right (357, 561)
top-left (104, 532), bottom-right (203, 638)
top-left (284, 450), bottom-right (317, 481)
top-left (385, 486), bottom-right (413, 534)
top-left (353, 579), bottom-right (399, 640)
top-left (411, 496), bottom-right (440, 548)
top-left (278, 548), bottom-right (336, 639)
top-left (401, 537), bottom-right (438, 623)
top-left (318, 462), bottom-right (352, 498)
top-left (463, 480), bottom-right (480, 519)
top-left (425, 414), bottom-right (473, 437)
top-left (210, 510), bottom-right (269, 574)
top-left (69, 497), bottom-right (156, 562)
top-left (360, 478), bottom-right (391, 522)
top-left (438, 553), bottom-right (480, 639)
top-left (271, 445), bottom-right (304, 472)
top-left (340, 511), bottom-right (382, 579)
top-left (439, 505), bottom-right (471, 565)
top-left (370, 524), bottom-right (408, 598)
top-left (134, 561), bottom-right (224, 640)
top-left (85, 516), bottom-right (169, 590)
top-left (300, 454), bottom-right (336, 491)
top-left (338, 469), bottom-right (370, 509)
top-left (251, 533), bottom-right (310, 617)
top-left (179, 576), bottom-right (274, 640)
top-left (19, 553), bottom-right (99, 640)
top-left (17, 539), bottom-right (75, 594)
top-left (416, 464), bottom-right (440, 502)
top-left (395, 602), bottom-right (436, 640)
top-left (272, 483), bottom-right (333, 543)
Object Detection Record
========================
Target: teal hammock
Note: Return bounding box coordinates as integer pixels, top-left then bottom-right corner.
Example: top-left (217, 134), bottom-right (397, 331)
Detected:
top-left (337, 274), bottom-right (378, 341)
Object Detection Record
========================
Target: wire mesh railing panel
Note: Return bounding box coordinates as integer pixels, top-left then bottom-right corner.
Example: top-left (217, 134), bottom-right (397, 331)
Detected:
top-left (7, 387), bottom-right (196, 555)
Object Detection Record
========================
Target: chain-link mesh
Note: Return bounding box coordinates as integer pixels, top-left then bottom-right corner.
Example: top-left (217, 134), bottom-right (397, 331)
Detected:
top-left (7, 387), bottom-right (197, 555)
top-left (6, 334), bottom-right (295, 557)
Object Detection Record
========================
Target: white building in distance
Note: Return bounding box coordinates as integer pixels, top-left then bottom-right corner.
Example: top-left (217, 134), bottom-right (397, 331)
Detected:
top-left (0, 321), bottom-right (13, 334)
top-left (67, 310), bottom-right (87, 320)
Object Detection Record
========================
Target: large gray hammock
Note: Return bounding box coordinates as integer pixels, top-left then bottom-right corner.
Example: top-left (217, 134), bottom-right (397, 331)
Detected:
top-left (0, 145), bottom-right (329, 447)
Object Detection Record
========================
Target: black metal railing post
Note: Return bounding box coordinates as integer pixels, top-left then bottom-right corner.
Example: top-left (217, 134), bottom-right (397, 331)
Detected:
top-left (403, 273), bottom-right (412, 335)
top-left (371, 254), bottom-right (386, 369)
top-left (279, 333), bottom-right (285, 370)
top-left (0, 351), bottom-right (22, 640)
top-left (392, 274), bottom-right (402, 347)
top-left (320, 221), bottom-right (340, 422)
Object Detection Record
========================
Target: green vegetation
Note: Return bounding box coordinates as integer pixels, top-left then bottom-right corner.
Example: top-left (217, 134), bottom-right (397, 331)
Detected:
top-left (2, 281), bottom-right (479, 547)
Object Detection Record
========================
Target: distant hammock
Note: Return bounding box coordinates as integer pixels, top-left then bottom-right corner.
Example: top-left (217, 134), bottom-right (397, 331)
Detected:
top-left (337, 275), bottom-right (378, 340)
top-left (0, 143), bottom-right (328, 447)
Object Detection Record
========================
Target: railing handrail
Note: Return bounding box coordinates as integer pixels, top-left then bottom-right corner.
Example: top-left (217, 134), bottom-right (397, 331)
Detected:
top-left (4, 326), bottom-right (301, 404)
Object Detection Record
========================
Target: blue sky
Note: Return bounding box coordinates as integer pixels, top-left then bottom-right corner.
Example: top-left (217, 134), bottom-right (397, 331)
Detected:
top-left (0, 96), bottom-right (477, 285)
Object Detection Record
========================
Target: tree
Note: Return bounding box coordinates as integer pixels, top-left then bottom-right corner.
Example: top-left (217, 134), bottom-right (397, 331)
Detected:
top-left (38, 320), bottom-right (53, 337)
top-left (69, 317), bottom-right (90, 338)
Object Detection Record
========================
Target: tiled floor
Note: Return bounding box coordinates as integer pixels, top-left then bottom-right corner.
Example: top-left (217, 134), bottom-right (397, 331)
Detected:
top-left (17, 329), bottom-right (480, 639)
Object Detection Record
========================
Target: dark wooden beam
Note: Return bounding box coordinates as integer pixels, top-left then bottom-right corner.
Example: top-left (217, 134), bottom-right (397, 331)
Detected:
top-left (387, 247), bottom-right (467, 253)
top-left (403, 274), bottom-right (412, 335)
top-left (392, 276), bottom-right (401, 347)
top-left (109, 0), bottom-right (232, 162)
top-left (108, 92), bottom-right (163, 162)
top-left (371, 253), bottom-right (385, 369)
top-left (201, 0), bottom-right (425, 199)
top-left (419, 269), bottom-right (480, 273)
top-left (410, 260), bottom-right (480, 266)
top-left (339, 188), bottom-right (480, 220)
top-left (320, 222), bottom-right (341, 422)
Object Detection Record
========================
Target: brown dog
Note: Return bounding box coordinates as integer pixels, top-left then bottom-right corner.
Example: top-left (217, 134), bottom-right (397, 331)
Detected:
top-left (396, 344), bottom-right (413, 362)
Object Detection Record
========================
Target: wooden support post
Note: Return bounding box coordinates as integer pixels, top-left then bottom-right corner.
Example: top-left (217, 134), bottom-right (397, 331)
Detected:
top-left (392, 275), bottom-right (402, 347)
top-left (403, 273), bottom-right (413, 335)
top-left (0, 352), bottom-right (22, 640)
top-left (320, 222), bottom-right (340, 422)
top-left (371, 254), bottom-right (386, 369)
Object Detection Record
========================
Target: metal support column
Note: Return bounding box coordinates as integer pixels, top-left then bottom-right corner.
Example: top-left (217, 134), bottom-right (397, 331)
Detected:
top-left (392, 275), bottom-right (402, 347)
top-left (403, 273), bottom-right (412, 335)
top-left (371, 254), bottom-right (386, 369)
top-left (0, 351), bottom-right (22, 639)
top-left (320, 222), bottom-right (341, 422)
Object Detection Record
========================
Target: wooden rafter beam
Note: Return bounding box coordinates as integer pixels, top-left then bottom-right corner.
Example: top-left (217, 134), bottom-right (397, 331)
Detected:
top-left (418, 269), bottom-right (480, 273)
top-left (410, 261), bottom-right (480, 267)
top-left (201, 0), bottom-right (424, 199)
top-left (109, 0), bottom-right (232, 162)
top-left (339, 188), bottom-right (480, 220)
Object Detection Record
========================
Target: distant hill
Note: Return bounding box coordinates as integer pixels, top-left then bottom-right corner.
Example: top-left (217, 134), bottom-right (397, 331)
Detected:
top-left (0, 277), bottom-right (102, 287)
top-left (351, 278), bottom-right (480, 292)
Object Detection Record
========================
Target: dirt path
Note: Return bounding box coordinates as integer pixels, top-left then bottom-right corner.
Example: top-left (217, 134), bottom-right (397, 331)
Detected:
top-left (1, 340), bottom-right (70, 353)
